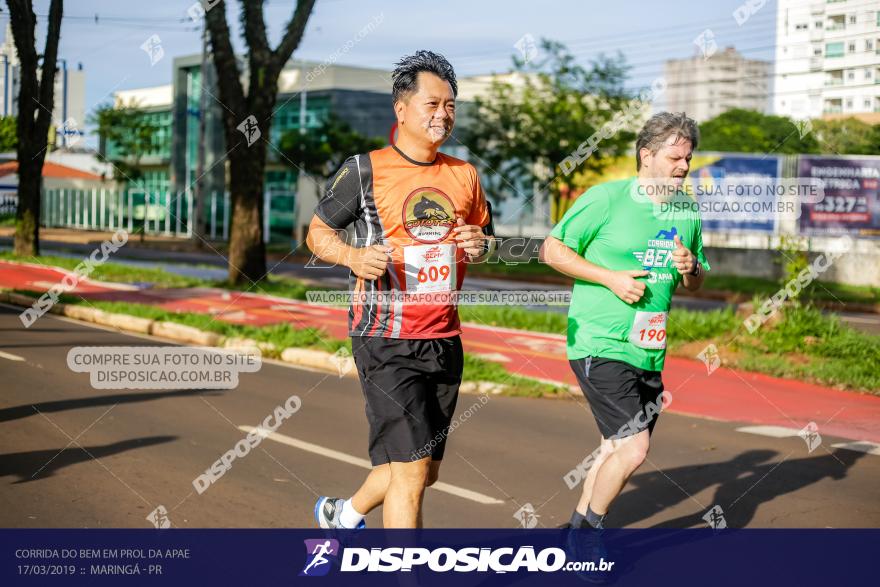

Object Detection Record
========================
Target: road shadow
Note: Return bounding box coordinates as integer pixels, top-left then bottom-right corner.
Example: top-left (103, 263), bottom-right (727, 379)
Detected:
top-left (0, 436), bottom-right (177, 483)
top-left (609, 448), bottom-right (865, 528)
top-left (0, 389), bottom-right (225, 423)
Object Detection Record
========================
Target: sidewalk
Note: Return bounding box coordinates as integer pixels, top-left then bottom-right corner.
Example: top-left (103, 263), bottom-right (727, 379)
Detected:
top-left (2, 258), bottom-right (880, 445)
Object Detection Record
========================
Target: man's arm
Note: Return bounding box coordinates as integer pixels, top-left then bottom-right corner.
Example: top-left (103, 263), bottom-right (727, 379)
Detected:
top-left (306, 215), bottom-right (391, 281)
top-left (308, 155), bottom-right (392, 281)
top-left (540, 236), bottom-right (650, 305)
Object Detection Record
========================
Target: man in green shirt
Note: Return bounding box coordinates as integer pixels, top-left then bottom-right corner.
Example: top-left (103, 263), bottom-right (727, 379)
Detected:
top-left (541, 112), bottom-right (708, 531)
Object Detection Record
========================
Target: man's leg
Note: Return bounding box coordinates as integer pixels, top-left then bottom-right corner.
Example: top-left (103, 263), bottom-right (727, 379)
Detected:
top-left (351, 464), bottom-right (390, 515)
top-left (587, 429), bottom-right (650, 516)
top-left (350, 459), bottom-right (442, 518)
top-left (384, 457), bottom-right (432, 528)
top-left (575, 436), bottom-right (617, 516)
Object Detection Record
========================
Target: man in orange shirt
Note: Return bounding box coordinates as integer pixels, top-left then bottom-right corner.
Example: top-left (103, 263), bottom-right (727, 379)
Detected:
top-left (306, 51), bottom-right (494, 528)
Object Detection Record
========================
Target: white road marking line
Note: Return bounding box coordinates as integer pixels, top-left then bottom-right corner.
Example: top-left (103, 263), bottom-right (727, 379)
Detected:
top-left (737, 425), bottom-right (879, 457)
top-left (830, 441), bottom-right (880, 456)
top-left (736, 425), bottom-right (800, 438)
top-left (0, 350), bottom-right (25, 361)
top-left (238, 425), bottom-right (506, 505)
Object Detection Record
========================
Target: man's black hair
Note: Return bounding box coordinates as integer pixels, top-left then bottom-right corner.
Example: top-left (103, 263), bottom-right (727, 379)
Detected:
top-left (391, 50), bottom-right (458, 104)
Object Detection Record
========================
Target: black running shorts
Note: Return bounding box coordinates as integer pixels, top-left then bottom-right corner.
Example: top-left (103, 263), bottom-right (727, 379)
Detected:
top-left (569, 356), bottom-right (665, 440)
top-left (351, 335), bottom-right (463, 466)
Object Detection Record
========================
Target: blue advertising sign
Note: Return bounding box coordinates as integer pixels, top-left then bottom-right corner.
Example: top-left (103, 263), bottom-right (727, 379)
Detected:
top-left (685, 153), bottom-right (783, 233)
top-left (798, 155), bottom-right (880, 237)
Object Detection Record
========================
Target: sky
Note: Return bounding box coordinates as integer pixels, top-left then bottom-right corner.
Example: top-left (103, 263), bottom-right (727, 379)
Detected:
top-left (7, 0), bottom-right (778, 146)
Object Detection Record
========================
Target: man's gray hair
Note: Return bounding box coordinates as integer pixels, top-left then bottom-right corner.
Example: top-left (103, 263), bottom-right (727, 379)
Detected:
top-left (635, 112), bottom-right (699, 170)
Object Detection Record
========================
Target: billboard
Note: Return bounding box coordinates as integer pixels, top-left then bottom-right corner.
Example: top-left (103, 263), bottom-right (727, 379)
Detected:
top-left (798, 156), bottom-right (880, 237)
top-left (685, 153), bottom-right (783, 233)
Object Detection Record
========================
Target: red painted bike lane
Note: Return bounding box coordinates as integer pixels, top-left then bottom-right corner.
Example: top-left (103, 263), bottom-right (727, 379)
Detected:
top-left (3, 259), bottom-right (879, 444)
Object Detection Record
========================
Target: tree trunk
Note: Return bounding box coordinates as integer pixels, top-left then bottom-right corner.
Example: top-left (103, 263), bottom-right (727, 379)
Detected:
top-left (13, 155), bottom-right (42, 255)
top-left (7, 0), bottom-right (63, 257)
top-left (227, 142), bottom-right (268, 283)
top-left (204, 0), bottom-right (315, 284)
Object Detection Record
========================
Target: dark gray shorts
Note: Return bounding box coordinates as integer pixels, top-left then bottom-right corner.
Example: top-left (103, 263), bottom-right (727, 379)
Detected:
top-left (569, 356), bottom-right (665, 440)
top-left (352, 335), bottom-right (463, 465)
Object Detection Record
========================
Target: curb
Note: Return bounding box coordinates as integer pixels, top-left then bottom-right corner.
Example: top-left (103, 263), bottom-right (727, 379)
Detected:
top-left (1, 289), bottom-right (347, 375)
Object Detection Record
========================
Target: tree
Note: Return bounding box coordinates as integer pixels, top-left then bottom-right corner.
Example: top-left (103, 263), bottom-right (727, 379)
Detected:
top-left (6, 0), bottom-right (63, 256)
top-left (698, 109), bottom-right (819, 154)
top-left (204, 0), bottom-right (316, 284)
top-left (90, 101), bottom-right (160, 184)
top-left (278, 113), bottom-right (384, 187)
top-left (810, 117), bottom-right (880, 155)
top-left (458, 38), bottom-right (636, 223)
top-left (0, 116), bottom-right (17, 151)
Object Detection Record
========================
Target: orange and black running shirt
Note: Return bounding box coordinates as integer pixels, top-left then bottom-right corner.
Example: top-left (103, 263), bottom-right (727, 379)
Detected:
top-left (314, 145), bottom-right (493, 339)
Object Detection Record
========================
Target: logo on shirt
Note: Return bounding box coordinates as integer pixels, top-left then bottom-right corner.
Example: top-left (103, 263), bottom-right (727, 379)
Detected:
top-left (634, 226), bottom-right (678, 284)
top-left (403, 187), bottom-right (455, 243)
top-left (654, 227), bottom-right (677, 240)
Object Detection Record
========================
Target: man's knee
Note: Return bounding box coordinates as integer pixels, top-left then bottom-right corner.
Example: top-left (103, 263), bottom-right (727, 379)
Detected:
top-left (390, 459), bottom-right (431, 492)
top-left (619, 435), bottom-right (650, 470)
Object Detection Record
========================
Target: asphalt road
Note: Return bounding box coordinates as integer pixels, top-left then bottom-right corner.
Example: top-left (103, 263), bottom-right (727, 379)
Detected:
top-left (1, 304), bottom-right (878, 530)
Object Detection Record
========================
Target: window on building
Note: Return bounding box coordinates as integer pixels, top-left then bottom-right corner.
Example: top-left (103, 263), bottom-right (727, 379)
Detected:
top-left (848, 70), bottom-right (855, 80)
top-left (866, 99), bottom-right (873, 109)
top-left (848, 14), bottom-right (856, 25)
top-left (826, 41), bottom-right (844, 57)
top-left (824, 98), bottom-right (842, 114)
top-left (846, 98), bottom-right (853, 109)
top-left (827, 70), bottom-right (844, 85)
top-left (827, 14), bottom-right (845, 31)
top-left (868, 40), bottom-right (875, 51)
top-left (816, 20), bottom-right (823, 28)
top-left (848, 42), bottom-right (856, 53)
top-left (795, 23), bottom-right (808, 30)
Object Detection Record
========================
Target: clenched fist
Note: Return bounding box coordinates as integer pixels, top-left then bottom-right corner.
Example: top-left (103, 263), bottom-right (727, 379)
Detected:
top-left (348, 244), bottom-right (393, 280)
top-left (604, 269), bottom-right (650, 304)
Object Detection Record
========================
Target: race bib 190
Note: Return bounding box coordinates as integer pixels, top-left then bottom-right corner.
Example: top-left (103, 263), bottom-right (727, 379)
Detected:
top-left (629, 311), bottom-right (668, 350)
top-left (403, 244), bottom-right (456, 294)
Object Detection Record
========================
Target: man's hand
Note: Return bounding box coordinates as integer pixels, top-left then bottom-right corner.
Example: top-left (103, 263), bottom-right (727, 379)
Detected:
top-left (348, 244), bottom-right (393, 280)
top-left (604, 269), bottom-right (650, 304)
top-left (671, 235), bottom-right (696, 275)
top-left (453, 217), bottom-right (487, 258)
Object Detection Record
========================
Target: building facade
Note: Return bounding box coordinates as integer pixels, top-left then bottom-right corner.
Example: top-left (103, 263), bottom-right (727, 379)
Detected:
top-left (665, 47), bottom-right (771, 122)
top-left (0, 25), bottom-right (86, 147)
top-left (774, 0), bottom-right (880, 121)
top-left (104, 55), bottom-right (396, 241)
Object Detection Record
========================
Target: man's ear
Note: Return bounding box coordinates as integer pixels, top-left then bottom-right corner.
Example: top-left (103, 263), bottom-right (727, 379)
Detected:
top-left (394, 99), bottom-right (405, 125)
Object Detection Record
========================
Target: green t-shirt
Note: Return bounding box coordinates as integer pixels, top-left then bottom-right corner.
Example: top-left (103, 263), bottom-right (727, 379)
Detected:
top-left (549, 176), bottom-right (709, 371)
